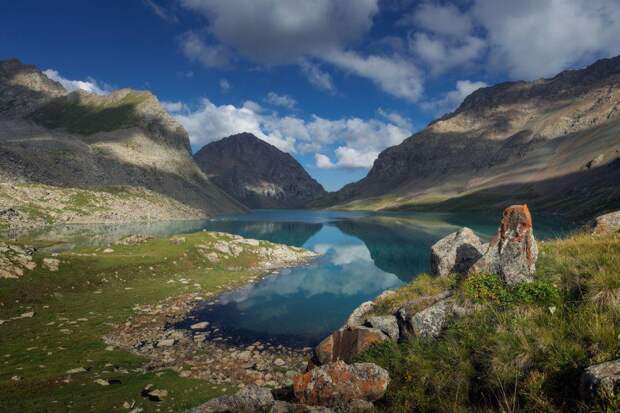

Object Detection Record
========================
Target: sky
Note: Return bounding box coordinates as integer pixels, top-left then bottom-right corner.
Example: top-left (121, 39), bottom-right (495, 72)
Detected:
top-left (2, 1), bottom-right (620, 191)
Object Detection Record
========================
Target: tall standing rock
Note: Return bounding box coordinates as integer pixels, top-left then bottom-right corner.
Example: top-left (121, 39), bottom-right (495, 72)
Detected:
top-left (471, 204), bottom-right (538, 286)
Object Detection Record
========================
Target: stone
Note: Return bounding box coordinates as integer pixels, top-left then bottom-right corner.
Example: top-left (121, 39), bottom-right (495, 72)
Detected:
top-left (314, 326), bottom-right (388, 365)
top-left (42, 258), bottom-right (60, 272)
top-left (580, 359), bottom-right (620, 404)
top-left (470, 204), bottom-right (539, 287)
top-left (189, 385), bottom-right (274, 412)
top-left (66, 367), bottom-right (87, 374)
top-left (94, 379), bottom-right (110, 386)
top-left (103, 248), bottom-right (114, 254)
top-left (345, 301), bottom-right (374, 328)
top-left (190, 321), bottom-right (209, 330)
top-left (430, 227), bottom-right (484, 276)
top-left (585, 210), bottom-right (620, 235)
top-left (274, 358), bottom-right (286, 367)
top-left (157, 339), bottom-right (175, 347)
top-left (403, 298), bottom-right (454, 339)
top-left (292, 361), bottom-right (389, 407)
top-left (365, 315), bottom-right (399, 341)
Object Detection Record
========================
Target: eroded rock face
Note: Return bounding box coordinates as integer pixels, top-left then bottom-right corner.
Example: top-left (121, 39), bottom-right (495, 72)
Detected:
top-left (314, 326), bottom-right (387, 365)
top-left (430, 227), bottom-right (485, 276)
top-left (586, 210), bottom-right (620, 234)
top-left (471, 204), bottom-right (538, 286)
top-left (293, 361), bottom-right (389, 407)
top-left (580, 359), bottom-right (620, 405)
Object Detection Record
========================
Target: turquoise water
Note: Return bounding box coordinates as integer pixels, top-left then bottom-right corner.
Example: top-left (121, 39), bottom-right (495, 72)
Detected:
top-left (174, 210), bottom-right (571, 348)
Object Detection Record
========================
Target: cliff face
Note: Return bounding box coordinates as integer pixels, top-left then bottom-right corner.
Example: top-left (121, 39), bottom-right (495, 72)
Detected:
top-left (194, 133), bottom-right (326, 209)
top-left (324, 55), bottom-right (620, 219)
top-left (0, 59), bottom-right (245, 224)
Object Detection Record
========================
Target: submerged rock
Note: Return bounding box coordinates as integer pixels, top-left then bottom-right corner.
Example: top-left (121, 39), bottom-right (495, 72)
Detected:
top-left (471, 204), bottom-right (538, 286)
top-left (293, 361), bottom-right (389, 407)
top-left (580, 359), bottom-right (620, 405)
top-left (314, 326), bottom-right (387, 365)
top-left (430, 227), bottom-right (484, 276)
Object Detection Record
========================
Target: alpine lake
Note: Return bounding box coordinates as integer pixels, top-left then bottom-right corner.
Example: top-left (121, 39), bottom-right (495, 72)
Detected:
top-left (23, 209), bottom-right (573, 349)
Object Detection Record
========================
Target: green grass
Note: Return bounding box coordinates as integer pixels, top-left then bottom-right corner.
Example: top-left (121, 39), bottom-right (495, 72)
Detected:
top-left (0, 232), bottom-right (286, 412)
top-left (357, 233), bottom-right (620, 412)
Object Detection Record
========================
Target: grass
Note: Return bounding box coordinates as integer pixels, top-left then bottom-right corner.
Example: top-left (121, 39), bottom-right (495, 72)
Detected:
top-left (357, 233), bottom-right (620, 412)
top-left (0, 231), bottom-right (288, 412)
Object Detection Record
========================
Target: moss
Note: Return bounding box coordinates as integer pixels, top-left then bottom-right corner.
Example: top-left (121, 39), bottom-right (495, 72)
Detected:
top-left (358, 232), bottom-right (620, 412)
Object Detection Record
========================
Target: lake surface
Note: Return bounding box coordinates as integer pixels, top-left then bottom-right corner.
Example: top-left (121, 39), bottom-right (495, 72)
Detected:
top-left (16, 209), bottom-right (571, 347)
top-left (173, 210), bottom-right (571, 348)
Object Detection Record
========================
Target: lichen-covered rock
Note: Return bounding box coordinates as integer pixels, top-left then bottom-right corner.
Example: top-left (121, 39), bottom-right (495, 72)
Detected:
top-left (345, 301), bottom-right (375, 328)
top-left (430, 227), bottom-right (484, 276)
top-left (314, 326), bottom-right (387, 365)
top-left (398, 298), bottom-right (456, 339)
top-left (471, 204), bottom-right (538, 286)
top-left (188, 385), bottom-right (274, 412)
top-left (585, 210), bottom-right (620, 234)
top-left (365, 315), bottom-right (399, 341)
top-left (293, 361), bottom-right (389, 407)
top-left (580, 359), bottom-right (620, 405)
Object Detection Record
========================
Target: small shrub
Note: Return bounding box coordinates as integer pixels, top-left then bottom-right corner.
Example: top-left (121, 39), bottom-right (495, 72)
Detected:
top-left (462, 272), bottom-right (511, 305)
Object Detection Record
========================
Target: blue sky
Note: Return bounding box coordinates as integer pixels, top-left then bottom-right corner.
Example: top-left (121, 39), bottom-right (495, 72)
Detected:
top-left (2, 0), bottom-right (620, 191)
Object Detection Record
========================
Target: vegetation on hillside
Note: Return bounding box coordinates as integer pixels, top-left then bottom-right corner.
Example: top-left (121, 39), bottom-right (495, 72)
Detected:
top-left (357, 233), bottom-right (620, 412)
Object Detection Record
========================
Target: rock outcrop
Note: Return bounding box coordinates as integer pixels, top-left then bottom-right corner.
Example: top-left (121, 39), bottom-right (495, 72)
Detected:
top-left (293, 361), bottom-right (389, 407)
top-left (430, 227), bottom-right (485, 276)
top-left (0, 59), bottom-right (244, 227)
top-left (471, 204), bottom-right (538, 286)
top-left (397, 296), bottom-right (467, 339)
top-left (0, 241), bottom-right (36, 278)
top-left (194, 133), bottom-right (326, 209)
top-left (580, 359), bottom-right (620, 405)
top-left (320, 55), bottom-right (620, 221)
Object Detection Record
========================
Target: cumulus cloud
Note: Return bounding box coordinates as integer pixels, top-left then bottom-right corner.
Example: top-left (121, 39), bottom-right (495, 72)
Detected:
top-left (265, 92), bottom-right (297, 109)
top-left (166, 97), bottom-right (411, 168)
top-left (400, 2), bottom-right (473, 37)
top-left (43, 69), bottom-right (111, 95)
top-left (473, 0), bottom-right (620, 79)
top-left (409, 33), bottom-right (485, 75)
top-left (180, 31), bottom-right (232, 68)
top-left (422, 79), bottom-right (488, 115)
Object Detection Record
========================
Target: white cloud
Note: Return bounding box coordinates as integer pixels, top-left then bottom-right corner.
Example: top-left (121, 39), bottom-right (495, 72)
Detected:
top-left (422, 79), bottom-right (488, 115)
top-left (401, 2), bottom-right (473, 37)
top-left (472, 0), bottom-right (620, 80)
top-left (43, 69), bottom-right (111, 95)
top-left (323, 50), bottom-right (423, 101)
top-left (180, 31), bottom-right (232, 68)
top-left (162, 101), bottom-right (190, 113)
top-left (143, 0), bottom-right (178, 23)
top-left (219, 79), bottom-right (231, 92)
top-left (166, 97), bottom-right (411, 169)
top-left (265, 92), bottom-right (297, 109)
top-left (377, 108), bottom-right (412, 130)
top-left (299, 60), bottom-right (336, 93)
top-left (409, 33), bottom-right (485, 75)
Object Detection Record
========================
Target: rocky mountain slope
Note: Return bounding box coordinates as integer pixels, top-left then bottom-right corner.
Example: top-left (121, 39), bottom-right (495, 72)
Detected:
top-left (0, 59), bottom-right (245, 228)
top-left (194, 133), bottom-right (326, 209)
top-left (321, 55), bottom-right (620, 220)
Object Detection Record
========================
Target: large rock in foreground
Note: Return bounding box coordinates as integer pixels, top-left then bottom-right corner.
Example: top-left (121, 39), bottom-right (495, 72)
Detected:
top-left (580, 359), bottom-right (620, 405)
top-left (471, 204), bottom-right (538, 286)
top-left (430, 227), bottom-right (485, 276)
top-left (293, 361), bottom-right (389, 407)
top-left (314, 326), bottom-right (387, 366)
top-left (585, 211), bottom-right (620, 235)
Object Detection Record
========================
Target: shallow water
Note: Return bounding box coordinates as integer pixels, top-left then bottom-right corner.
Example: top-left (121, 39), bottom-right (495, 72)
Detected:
top-left (172, 209), bottom-right (572, 348)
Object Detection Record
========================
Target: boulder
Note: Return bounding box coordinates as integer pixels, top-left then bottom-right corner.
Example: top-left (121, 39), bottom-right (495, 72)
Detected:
top-left (430, 227), bottom-right (485, 276)
top-left (585, 211), bottom-right (620, 235)
top-left (314, 326), bottom-right (387, 365)
top-left (293, 361), bottom-right (389, 407)
top-left (365, 315), bottom-right (399, 341)
top-left (470, 204), bottom-right (538, 286)
top-left (345, 301), bottom-right (374, 328)
top-left (398, 297), bottom-right (456, 339)
top-left (580, 359), bottom-right (620, 404)
top-left (189, 385), bottom-right (274, 412)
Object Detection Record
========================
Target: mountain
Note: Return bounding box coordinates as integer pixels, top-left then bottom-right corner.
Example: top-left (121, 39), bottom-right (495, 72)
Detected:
top-left (321, 55), bottom-right (620, 220)
top-left (0, 59), bottom-right (245, 228)
top-left (194, 133), bottom-right (326, 209)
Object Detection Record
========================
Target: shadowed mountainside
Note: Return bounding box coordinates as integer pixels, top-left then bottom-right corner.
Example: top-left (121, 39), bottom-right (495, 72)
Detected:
top-left (194, 132), bottom-right (326, 209)
top-left (318, 55), bottom-right (620, 221)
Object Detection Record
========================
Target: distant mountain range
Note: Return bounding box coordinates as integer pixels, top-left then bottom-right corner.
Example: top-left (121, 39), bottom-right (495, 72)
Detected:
top-left (194, 132), bottom-right (326, 209)
top-left (317, 55), bottom-right (620, 220)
